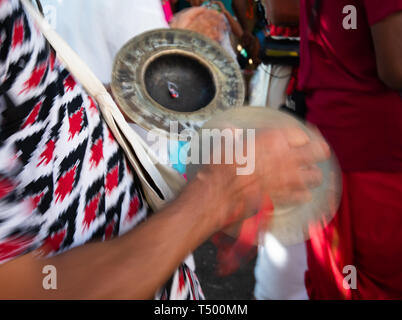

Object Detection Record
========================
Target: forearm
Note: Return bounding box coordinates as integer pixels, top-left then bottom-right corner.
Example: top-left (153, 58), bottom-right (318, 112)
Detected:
top-left (232, 0), bottom-right (250, 31)
top-left (371, 11), bottom-right (402, 90)
top-left (0, 174), bottom-right (230, 299)
top-left (265, 0), bottom-right (300, 26)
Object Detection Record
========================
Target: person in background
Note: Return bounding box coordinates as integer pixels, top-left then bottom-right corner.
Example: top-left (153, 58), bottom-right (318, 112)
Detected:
top-left (175, 0), bottom-right (235, 16)
top-left (162, 0), bottom-right (175, 23)
top-left (302, 0), bottom-right (402, 299)
top-left (232, 0), bottom-right (260, 58)
top-left (243, 0), bottom-right (310, 300)
top-left (173, 0), bottom-right (243, 40)
top-left (43, 0), bottom-right (169, 85)
top-left (206, 0), bottom-right (244, 39)
top-left (43, 0), bottom-right (191, 172)
top-left (170, 1), bottom-right (243, 61)
top-left (272, 0), bottom-right (402, 299)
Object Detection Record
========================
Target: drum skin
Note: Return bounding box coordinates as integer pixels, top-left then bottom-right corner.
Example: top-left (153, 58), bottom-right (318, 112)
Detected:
top-left (186, 107), bottom-right (342, 245)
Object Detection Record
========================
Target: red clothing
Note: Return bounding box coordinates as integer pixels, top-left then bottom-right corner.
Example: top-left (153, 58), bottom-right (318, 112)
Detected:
top-left (299, 0), bottom-right (402, 299)
top-left (305, 172), bottom-right (402, 299)
top-left (269, 25), bottom-right (299, 37)
top-left (299, 0), bottom-right (402, 172)
top-left (162, 0), bottom-right (174, 23)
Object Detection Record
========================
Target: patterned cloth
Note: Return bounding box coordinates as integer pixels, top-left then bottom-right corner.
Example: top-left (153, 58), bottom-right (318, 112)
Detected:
top-left (0, 0), bottom-right (203, 300)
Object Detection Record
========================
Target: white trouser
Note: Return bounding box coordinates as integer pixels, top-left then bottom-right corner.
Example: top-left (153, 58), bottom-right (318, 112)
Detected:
top-left (249, 64), bottom-right (292, 109)
top-left (254, 233), bottom-right (308, 300)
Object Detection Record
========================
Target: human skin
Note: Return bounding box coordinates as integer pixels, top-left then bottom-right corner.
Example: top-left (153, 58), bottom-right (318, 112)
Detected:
top-left (263, 0), bottom-right (300, 26)
top-left (371, 11), bottom-right (402, 90)
top-left (0, 127), bottom-right (328, 299)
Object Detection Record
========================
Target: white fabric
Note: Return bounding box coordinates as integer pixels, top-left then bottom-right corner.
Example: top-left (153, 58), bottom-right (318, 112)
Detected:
top-left (254, 233), bottom-right (308, 300)
top-left (249, 64), bottom-right (292, 109)
top-left (43, 0), bottom-right (169, 146)
top-left (42, 0), bottom-right (169, 84)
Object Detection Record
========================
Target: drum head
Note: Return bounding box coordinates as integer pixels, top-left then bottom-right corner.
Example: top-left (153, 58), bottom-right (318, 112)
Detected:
top-left (111, 29), bottom-right (245, 140)
top-left (186, 107), bottom-right (342, 246)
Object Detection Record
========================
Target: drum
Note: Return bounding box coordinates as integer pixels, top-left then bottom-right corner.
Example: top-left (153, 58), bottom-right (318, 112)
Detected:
top-left (111, 28), bottom-right (245, 140)
top-left (186, 106), bottom-right (342, 245)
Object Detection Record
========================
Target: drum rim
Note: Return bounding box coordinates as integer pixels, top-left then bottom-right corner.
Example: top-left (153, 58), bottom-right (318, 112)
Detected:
top-left (111, 28), bottom-right (245, 140)
top-left (186, 106), bottom-right (342, 246)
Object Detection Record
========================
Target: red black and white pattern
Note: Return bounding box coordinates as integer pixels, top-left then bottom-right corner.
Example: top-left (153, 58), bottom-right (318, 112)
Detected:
top-left (0, 0), bottom-right (203, 300)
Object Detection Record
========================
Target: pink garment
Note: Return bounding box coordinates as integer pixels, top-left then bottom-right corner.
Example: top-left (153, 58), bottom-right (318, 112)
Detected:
top-left (298, 0), bottom-right (402, 172)
top-left (162, 0), bottom-right (174, 23)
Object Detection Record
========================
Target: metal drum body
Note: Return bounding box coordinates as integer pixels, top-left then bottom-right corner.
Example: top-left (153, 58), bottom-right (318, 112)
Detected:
top-left (186, 107), bottom-right (342, 246)
top-left (111, 29), bottom-right (245, 140)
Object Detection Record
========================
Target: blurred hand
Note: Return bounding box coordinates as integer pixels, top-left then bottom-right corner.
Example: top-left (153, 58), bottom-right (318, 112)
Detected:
top-left (170, 6), bottom-right (227, 42)
top-left (201, 126), bottom-right (330, 230)
top-left (253, 127), bottom-right (328, 205)
top-left (211, 0), bottom-right (226, 13)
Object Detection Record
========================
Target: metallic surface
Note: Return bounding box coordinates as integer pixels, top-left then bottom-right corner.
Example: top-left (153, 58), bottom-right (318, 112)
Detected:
top-left (186, 107), bottom-right (342, 246)
top-left (111, 29), bottom-right (245, 140)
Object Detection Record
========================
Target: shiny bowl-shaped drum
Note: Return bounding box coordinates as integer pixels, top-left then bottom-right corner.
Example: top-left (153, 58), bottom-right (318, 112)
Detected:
top-left (186, 107), bottom-right (342, 246)
top-left (111, 29), bottom-right (245, 140)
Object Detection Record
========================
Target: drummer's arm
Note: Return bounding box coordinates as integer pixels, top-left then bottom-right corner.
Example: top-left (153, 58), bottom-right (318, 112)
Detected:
top-left (371, 11), bottom-right (402, 90)
top-left (0, 128), bottom-right (329, 299)
top-left (0, 174), bottom-right (231, 299)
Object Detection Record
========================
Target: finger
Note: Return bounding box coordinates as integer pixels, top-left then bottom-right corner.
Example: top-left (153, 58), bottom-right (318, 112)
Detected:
top-left (282, 126), bottom-right (310, 148)
top-left (306, 125), bottom-right (331, 156)
top-left (293, 140), bottom-right (331, 167)
top-left (306, 123), bottom-right (324, 140)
